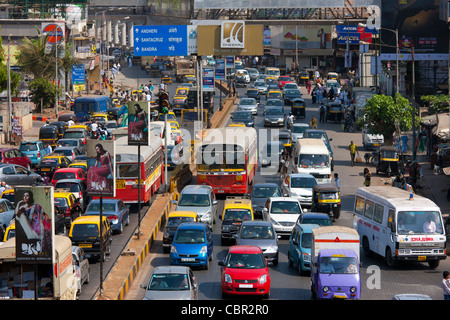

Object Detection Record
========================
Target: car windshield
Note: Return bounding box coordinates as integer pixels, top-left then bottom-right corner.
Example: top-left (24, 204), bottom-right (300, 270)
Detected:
top-left (174, 229), bottom-right (205, 244)
top-left (59, 141), bottom-right (78, 147)
top-left (223, 209), bottom-right (252, 221)
top-left (55, 182), bottom-right (81, 192)
top-left (266, 108), bottom-right (283, 116)
top-left (19, 143), bottom-right (38, 151)
top-left (397, 211), bottom-right (444, 235)
top-left (252, 186), bottom-right (281, 198)
top-left (320, 256), bottom-right (358, 274)
top-left (71, 224), bottom-right (99, 237)
top-left (148, 273), bottom-right (190, 291)
top-left (291, 177), bottom-right (317, 188)
top-left (53, 172), bottom-right (76, 180)
top-left (285, 90), bottom-right (300, 96)
top-left (240, 99), bottom-right (255, 105)
top-left (234, 112), bottom-right (252, 120)
top-left (301, 233), bottom-right (313, 248)
top-left (302, 218), bottom-right (332, 226)
top-left (305, 132), bottom-right (327, 141)
top-left (54, 198), bottom-right (68, 208)
top-left (271, 201), bottom-right (301, 214)
top-left (254, 82), bottom-right (266, 87)
top-left (86, 202), bottom-right (116, 212)
top-left (293, 126), bottom-right (308, 133)
top-left (240, 225), bottom-right (275, 240)
top-left (167, 216), bottom-right (195, 227)
top-left (225, 253), bottom-right (265, 269)
top-left (298, 154), bottom-right (329, 168)
top-left (266, 100), bottom-right (282, 107)
top-left (178, 194), bottom-right (210, 207)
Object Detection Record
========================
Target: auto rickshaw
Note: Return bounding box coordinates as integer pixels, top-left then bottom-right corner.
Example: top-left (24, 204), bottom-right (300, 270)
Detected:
top-left (39, 125), bottom-right (60, 148)
top-left (298, 71), bottom-right (310, 85)
top-left (375, 146), bottom-right (400, 177)
top-left (291, 98), bottom-right (306, 119)
top-left (312, 183), bottom-right (341, 221)
top-left (326, 102), bottom-right (344, 123)
top-left (161, 71), bottom-right (172, 84)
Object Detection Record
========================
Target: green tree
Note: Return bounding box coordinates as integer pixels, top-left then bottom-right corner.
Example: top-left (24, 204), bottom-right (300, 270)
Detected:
top-left (357, 93), bottom-right (416, 145)
top-left (420, 94), bottom-right (449, 115)
top-left (0, 29), bottom-right (21, 94)
top-left (28, 77), bottom-right (61, 112)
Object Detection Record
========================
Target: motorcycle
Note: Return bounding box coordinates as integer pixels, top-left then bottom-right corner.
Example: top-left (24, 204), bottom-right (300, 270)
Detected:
top-left (344, 117), bottom-right (355, 132)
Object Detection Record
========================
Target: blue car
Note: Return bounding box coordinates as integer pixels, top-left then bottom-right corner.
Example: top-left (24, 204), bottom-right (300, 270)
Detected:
top-left (170, 223), bottom-right (213, 270)
top-left (84, 199), bottom-right (130, 234)
top-left (19, 141), bottom-right (49, 166)
top-left (288, 224), bottom-right (320, 275)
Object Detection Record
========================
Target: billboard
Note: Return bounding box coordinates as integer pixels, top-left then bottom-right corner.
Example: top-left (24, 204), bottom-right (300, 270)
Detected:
top-left (86, 140), bottom-right (116, 197)
top-left (282, 25), bottom-right (332, 50)
top-left (127, 101), bottom-right (150, 145)
top-left (14, 186), bottom-right (54, 264)
top-left (72, 64), bottom-right (85, 92)
top-left (133, 25), bottom-right (188, 56)
top-left (221, 21), bottom-right (245, 48)
top-left (197, 25), bottom-right (263, 56)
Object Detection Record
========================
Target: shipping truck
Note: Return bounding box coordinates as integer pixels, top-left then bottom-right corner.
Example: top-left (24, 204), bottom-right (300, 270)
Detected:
top-left (0, 235), bottom-right (77, 300)
top-left (310, 226), bottom-right (361, 300)
top-left (175, 58), bottom-right (194, 82)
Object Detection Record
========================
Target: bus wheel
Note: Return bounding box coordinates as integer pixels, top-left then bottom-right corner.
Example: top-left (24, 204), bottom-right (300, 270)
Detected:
top-left (385, 247), bottom-right (397, 268)
top-left (362, 237), bottom-right (372, 257)
top-left (428, 260), bottom-right (440, 269)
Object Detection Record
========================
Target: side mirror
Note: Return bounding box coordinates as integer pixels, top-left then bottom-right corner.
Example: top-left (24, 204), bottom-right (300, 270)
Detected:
top-left (140, 283), bottom-right (147, 290)
top-left (218, 260), bottom-right (224, 267)
top-left (213, 200), bottom-right (218, 205)
top-left (329, 138), bottom-right (333, 142)
top-left (171, 200), bottom-right (177, 205)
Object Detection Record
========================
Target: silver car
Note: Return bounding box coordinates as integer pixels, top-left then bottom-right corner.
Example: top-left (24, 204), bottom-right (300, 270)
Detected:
top-left (72, 246), bottom-right (90, 295)
top-left (53, 146), bottom-right (83, 162)
top-left (173, 185), bottom-right (217, 228)
top-left (237, 97), bottom-right (259, 115)
top-left (236, 220), bottom-right (280, 265)
top-left (281, 173), bottom-right (317, 207)
top-left (253, 81), bottom-right (268, 95)
top-left (291, 123), bottom-right (310, 142)
top-left (141, 265), bottom-right (198, 300)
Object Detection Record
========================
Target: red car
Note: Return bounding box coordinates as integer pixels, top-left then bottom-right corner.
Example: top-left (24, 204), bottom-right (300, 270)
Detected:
top-left (0, 148), bottom-right (32, 170)
top-left (51, 168), bottom-right (86, 186)
top-left (218, 245), bottom-right (271, 299)
top-left (278, 75), bottom-right (293, 89)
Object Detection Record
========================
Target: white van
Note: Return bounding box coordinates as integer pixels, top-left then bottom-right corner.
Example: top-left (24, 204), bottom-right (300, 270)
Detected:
top-left (292, 138), bottom-right (332, 183)
top-left (362, 125), bottom-right (384, 150)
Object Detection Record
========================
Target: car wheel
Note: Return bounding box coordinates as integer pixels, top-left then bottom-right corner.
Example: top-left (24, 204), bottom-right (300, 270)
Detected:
top-left (118, 221), bottom-right (124, 234)
top-left (362, 237), bottom-right (372, 257)
top-left (85, 270), bottom-right (90, 284)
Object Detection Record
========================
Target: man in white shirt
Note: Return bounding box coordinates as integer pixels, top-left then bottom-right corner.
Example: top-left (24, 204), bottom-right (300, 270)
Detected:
top-left (423, 215), bottom-right (437, 233)
top-left (67, 117), bottom-right (74, 128)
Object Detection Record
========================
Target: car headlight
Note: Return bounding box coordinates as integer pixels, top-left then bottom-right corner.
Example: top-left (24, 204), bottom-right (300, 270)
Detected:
top-left (323, 286), bottom-right (329, 292)
top-left (302, 252), bottom-right (310, 262)
top-left (170, 246), bottom-right (177, 254)
top-left (163, 231), bottom-right (170, 239)
top-left (259, 274), bottom-right (267, 284)
top-left (200, 246), bottom-right (207, 254)
top-left (265, 245), bottom-right (278, 254)
top-left (224, 273), bottom-right (232, 283)
top-left (350, 287), bottom-right (357, 293)
top-left (202, 212), bottom-right (211, 221)
top-left (222, 225), bottom-right (231, 231)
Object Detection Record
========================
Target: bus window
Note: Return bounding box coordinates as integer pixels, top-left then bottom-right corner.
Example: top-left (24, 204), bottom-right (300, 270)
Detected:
top-left (387, 209), bottom-right (395, 231)
top-left (118, 164), bottom-right (139, 179)
top-left (364, 200), bottom-right (374, 219)
top-left (355, 196), bottom-right (365, 215)
top-left (373, 204), bottom-right (384, 224)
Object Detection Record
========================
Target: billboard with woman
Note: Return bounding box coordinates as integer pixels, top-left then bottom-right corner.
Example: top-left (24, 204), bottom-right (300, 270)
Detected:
top-left (127, 101), bottom-right (150, 145)
top-left (14, 186), bottom-right (54, 264)
top-left (86, 140), bottom-right (116, 197)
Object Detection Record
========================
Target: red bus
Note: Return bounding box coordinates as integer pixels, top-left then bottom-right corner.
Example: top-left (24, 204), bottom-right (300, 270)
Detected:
top-left (196, 127), bottom-right (258, 194)
top-left (113, 136), bottom-right (164, 205)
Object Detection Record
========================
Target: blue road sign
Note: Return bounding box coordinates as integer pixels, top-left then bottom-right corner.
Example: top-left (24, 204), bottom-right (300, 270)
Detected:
top-left (134, 25), bottom-right (188, 56)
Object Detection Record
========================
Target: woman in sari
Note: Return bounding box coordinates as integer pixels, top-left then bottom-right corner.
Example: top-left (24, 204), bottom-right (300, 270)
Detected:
top-left (129, 103), bottom-right (148, 143)
top-left (15, 191), bottom-right (52, 254)
top-left (87, 143), bottom-right (113, 193)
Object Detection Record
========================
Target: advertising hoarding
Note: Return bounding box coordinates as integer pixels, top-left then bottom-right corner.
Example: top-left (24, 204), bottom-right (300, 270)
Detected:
top-left (86, 139), bottom-right (116, 197)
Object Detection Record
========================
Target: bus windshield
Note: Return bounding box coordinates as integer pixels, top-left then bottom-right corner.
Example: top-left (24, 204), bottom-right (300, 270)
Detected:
top-left (397, 211), bottom-right (444, 235)
top-left (198, 151), bottom-right (245, 171)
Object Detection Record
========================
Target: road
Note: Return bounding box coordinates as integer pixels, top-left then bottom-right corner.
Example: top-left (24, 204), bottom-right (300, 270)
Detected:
top-left (123, 78), bottom-right (450, 301)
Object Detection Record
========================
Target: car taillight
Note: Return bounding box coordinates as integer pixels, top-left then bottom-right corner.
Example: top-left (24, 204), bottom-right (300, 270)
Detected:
top-left (83, 138), bottom-right (86, 145)
top-left (78, 192), bottom-right (83, 199)
top-left (108, 215), bottom-right (118, 221)
top-left (37, 151), bottom-right (41, 158)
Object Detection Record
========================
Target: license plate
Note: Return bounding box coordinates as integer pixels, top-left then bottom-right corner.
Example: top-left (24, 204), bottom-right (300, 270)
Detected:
top-left (79, 243), bottom-right (92, 248)
top-left (217, 190), bottom-right (224, 193)
top-left (334, 294), bottom-right (346, 299)
top-left (418, 256), bottom-right (427, 261)
top-left (239, 284), bottom-right (253, 288)
top-left (181, 258), bottom-right (195, 262)
top-left (41, 168), bottom-right (50, 171)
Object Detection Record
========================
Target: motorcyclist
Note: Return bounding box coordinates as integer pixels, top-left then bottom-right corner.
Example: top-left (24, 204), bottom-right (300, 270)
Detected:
top-left (344, 111), bottom-right (354, 132)
top-left (287, 113), bottom-right (295, 129)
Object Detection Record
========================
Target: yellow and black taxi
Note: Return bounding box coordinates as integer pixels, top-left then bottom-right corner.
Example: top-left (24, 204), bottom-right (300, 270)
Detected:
top-left (183, 74), bottom-right (196, 84)
top-left (172, 96), bottom-right (188, 114)
top-left (169, 120), bottom-right (180, 130)
top-left (90, 113), bottom-right (109, 124)
top-left (266, 90), bottom-right (283, 100)
top-left (69, 215), bottom-right (112, 262)
top-left (228, 123), bottom-right (246, 128)
top-left (157, 111), bottom-right (177, 122)
top-left (0, 188), bottom-right (14, 203)
top-left (69, 124), bottom-right (90, 132)
top-left (2, 221), bottom-right (14, 242)
top-left (219, 196), bottom-right (254, 245)
top-left (161, 73), bottom-right (172, 84)
top-left (175, 87), bottom-right (189, 97)
top-left (163, 211), bottom-right (199, 253)
top-left (68, 160), bottom-right (87, 173)
top-left (54, 191), bottom-right (83, 226)
top-left (35, 153), bottom-right (71, 178)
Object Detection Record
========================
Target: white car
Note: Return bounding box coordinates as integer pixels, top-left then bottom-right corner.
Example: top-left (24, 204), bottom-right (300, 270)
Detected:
top-left (281, 173), bottom-right (317, 207)
top-left (283, 83), bottom-right (299, 93)
top-left (238, 97), bottom-right (259, 115)
top-left (262, 197), bottom-right (303, 237)
top-left (235, 70), bottom-right (250, 83)
top-left (325, 79), bottom-right (341, 95)
top-left (72, 246), bottom-right (90, 295)
top-left (362, 125), bottom-right (384, 150)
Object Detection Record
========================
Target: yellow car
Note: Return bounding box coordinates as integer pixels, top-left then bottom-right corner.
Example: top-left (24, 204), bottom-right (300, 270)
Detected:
top-left (69, 216), bottom-right (112, 261)
top-left (184, 75), bottom-right (196, 84)
top-left (266, 90), bottom-right (283, 100)
top-left (228, 123), bottom-right (246, 127)
top-left (68, 160), bottom-right (87, 173)
top-left (54, 191), bottom-right (83, 225)
top-left (175, 87), bottom-right (189, 97)
top-left (169, 121), bottom-right (180, 130)
top-left (35, 153), bottom-right (71, 177)
top-left (219, 196), bottom-right (254, 245)
top-left (0, 189), bottom-right (14, 203)
top-left (90, 112), bottom-right (109, 124)
top-left (3, 222), bottom-right (14, 242)
top-left (163, 211), bottom-right (198, 252)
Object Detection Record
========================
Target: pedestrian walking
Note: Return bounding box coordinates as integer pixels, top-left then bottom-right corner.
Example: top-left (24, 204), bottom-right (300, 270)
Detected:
top-left (363, 168), bottom-right (371, 187)
top-left (334, 173), bottom-right (340, 190)
top-left (306, 80), bottom-right (311, 95)
top-left (442, 271), bottom-right (450, 300)
top-left (279, 147), bottom-right (290, 180)
top-left (319, 104), bottom-right (326, 123)
top-left (349, 141), bottom-right (358, 167)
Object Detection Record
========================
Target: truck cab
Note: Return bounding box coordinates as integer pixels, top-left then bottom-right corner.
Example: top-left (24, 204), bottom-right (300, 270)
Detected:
top-left (310, 226), bottom-right (361, 300)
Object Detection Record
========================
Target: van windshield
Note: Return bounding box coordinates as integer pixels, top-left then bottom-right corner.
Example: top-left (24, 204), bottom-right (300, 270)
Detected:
top-left (298, 154), bottom-right (329, 168)
top-left (397, 211), bottom-right (443, 235)
top-left (320, 256), bottom-right (358, 274)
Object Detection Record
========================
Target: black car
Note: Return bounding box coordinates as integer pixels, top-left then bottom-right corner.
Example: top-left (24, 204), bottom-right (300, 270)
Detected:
top-left (284, 89), bottom-right (302, 106)
top-left (231, 111), bottom-right (254, 127)
top-left (246, 88), bottom-right (260, 101)
top-left (249, 183), bottom-right (283, 219)
top-left (264, 107), bottom-right (285, 127)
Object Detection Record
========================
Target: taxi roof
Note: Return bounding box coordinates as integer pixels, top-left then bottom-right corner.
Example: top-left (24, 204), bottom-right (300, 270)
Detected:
top-left (168, 211), bottom-right (198, 218)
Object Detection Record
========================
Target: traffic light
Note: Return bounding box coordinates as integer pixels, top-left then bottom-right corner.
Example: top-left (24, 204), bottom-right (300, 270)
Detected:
top-left (159, 91), bottom-right (169, 114)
